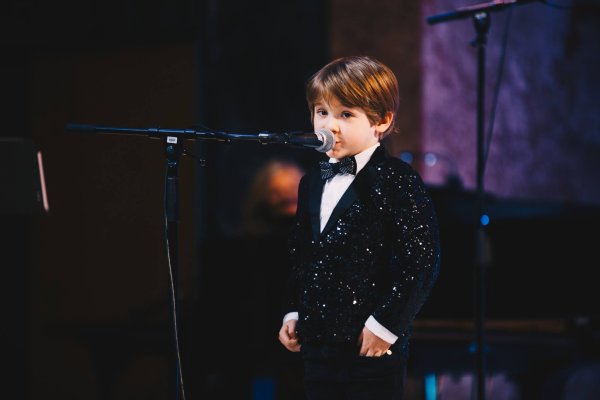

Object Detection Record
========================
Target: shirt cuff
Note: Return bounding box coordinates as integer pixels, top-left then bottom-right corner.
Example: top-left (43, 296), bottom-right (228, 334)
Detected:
top-left (283, 312), bottom-right (299, 324)
top-left (365, 315), bottom-right (398, 344)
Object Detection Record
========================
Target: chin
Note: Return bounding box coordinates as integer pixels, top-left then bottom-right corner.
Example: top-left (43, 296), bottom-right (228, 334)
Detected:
top-left (327, 149), bottom-right (345, 159)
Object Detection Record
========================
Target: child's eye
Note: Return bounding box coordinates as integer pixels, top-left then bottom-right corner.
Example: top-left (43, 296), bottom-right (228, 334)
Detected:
top-left (341, 111), bottom-right (353, 118)
top-left (316, 109), bottom-right (328, 116)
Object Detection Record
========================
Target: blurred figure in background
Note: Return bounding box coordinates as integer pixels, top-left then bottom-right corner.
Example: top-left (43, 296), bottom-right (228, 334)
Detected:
top-left (240, 158), bottom-right (305, 237)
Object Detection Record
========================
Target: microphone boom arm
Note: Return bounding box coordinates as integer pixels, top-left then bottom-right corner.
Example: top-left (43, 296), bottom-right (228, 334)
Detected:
top-left (65, 123), bottom-right (329, 150)
top-left (426, 0), bottom-right (539, 24)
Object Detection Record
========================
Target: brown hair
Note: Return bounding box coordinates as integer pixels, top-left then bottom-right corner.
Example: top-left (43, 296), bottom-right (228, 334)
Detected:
top-left (306, 55), bottom-right (400, 138)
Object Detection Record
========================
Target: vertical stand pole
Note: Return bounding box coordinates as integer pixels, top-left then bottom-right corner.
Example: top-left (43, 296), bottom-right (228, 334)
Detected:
top-left (164, 136), bottom-right (183, 400)
top-left (472, 11), bottom-right (491, 400)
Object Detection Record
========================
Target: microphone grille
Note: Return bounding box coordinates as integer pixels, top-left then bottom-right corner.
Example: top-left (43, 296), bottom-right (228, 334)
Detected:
top-left (314, 128), bottom-right (334, 152)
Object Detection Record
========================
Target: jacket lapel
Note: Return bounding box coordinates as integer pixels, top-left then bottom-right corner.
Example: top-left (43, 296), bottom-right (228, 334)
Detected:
top-left (319, 146), bottom-right (387, 238)
top-left (309, 172), bottom-right (326, 241)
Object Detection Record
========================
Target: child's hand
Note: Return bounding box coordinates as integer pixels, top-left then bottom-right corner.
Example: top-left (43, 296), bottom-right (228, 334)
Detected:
top-left (278, 319), bottom-right (301, 352)
top-left (357, 327), bottom-right (392, 357)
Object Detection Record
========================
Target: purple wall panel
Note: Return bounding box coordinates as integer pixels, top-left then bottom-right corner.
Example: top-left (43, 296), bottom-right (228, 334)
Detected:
top-left (422, 0), bottom-right (600, 206)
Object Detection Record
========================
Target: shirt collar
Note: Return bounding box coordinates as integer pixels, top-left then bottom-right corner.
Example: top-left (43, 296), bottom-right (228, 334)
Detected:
top-left (329, 142), bottom-right (380, 175)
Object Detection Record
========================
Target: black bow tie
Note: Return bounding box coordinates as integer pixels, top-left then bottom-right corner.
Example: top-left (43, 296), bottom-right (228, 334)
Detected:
top-left (319, 156), bottom-right (357, 180)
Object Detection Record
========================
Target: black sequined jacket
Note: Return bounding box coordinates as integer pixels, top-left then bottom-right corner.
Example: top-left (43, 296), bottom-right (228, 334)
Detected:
top-left (283, 145), bottom-right (441, 356)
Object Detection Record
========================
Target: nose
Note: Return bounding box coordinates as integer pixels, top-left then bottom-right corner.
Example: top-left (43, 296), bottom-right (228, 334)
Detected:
top-left (325, 117), bottom-right (339, 133)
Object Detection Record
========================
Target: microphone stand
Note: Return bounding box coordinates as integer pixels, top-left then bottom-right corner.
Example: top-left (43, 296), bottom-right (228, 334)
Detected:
top-left (64, 123), bottom-right (324, 400)
top-left (472, 13), bottom-right (490, 400)
top-left (426, 1), bottom-right (537, 399)
top-left (164, 136), bottom-right (184, 400)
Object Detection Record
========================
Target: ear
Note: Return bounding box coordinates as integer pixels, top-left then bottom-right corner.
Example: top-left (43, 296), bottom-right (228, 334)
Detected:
top-left (374, 112), bottom-right (394, 134)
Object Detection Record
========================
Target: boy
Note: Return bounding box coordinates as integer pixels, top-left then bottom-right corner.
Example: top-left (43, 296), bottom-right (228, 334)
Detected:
top-left (278, 55), bottom-right (441, 399)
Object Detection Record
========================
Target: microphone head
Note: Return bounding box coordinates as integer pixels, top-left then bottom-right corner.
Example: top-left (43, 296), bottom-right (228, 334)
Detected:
top-left (314, 128), bottom-right (334, 153)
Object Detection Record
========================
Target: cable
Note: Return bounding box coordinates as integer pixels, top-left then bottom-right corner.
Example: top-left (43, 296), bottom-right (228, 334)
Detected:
top-left (482, 5), bottom-right (513, 175)
top-left (163, 162), bottom-right (187, 400)
top-left (483, 0), bottom-right (575, 173)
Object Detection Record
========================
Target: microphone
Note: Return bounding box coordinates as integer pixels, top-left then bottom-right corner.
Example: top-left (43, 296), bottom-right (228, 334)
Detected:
top-left (285, 128), bottom-right (334, 153)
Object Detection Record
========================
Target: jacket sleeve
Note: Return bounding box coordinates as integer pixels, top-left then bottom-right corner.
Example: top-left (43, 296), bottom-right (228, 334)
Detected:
top-left (371, 168), bottom-right (441, 338)
top-left (281, 174), bottom-right (310, 317)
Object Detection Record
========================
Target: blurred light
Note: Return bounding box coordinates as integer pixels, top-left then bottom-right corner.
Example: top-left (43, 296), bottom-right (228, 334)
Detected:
top-left (424, 152), bottom-right (438, 167)
top-left (469, 342), bottom-right (491, 353)
top-left (480, 214), bottom-right (490, 226)
top-left (424, 373), bottom-right (437, 400)
top-left (399, 151), bottom-right (414, 164)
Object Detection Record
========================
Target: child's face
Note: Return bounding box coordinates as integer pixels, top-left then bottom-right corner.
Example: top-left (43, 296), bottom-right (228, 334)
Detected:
top-left (313, 97), bottom-right (390, 159)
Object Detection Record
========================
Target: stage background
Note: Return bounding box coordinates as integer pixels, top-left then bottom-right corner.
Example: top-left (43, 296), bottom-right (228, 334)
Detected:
top-left (1, 0), bottom-right (598, 399)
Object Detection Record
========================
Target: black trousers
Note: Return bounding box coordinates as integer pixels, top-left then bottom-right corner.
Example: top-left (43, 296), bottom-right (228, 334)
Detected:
top-left (300, 343), bottom-right (406, 400)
